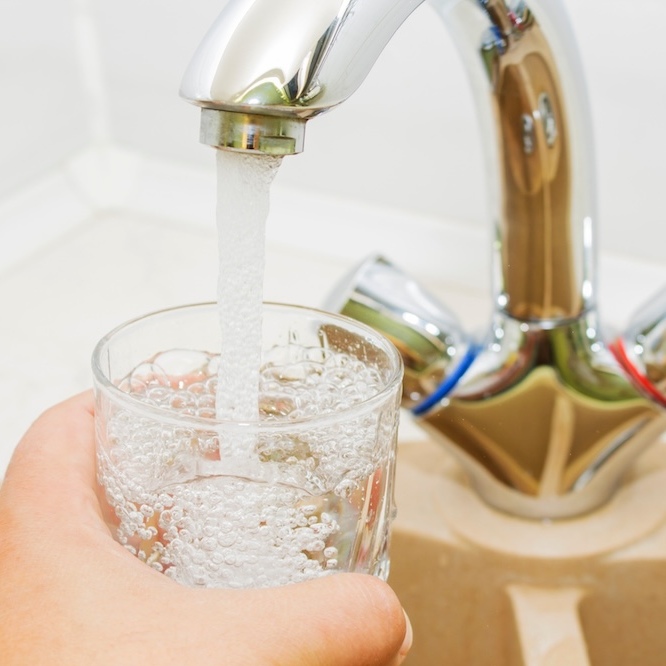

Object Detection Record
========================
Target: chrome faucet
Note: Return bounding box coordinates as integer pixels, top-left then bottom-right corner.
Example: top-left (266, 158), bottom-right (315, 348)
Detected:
top-left (181, 0), bottom-right (666, 519)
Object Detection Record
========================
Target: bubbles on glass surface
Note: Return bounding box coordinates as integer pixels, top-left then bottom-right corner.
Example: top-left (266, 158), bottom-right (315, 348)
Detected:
top-left (97, 344), bottom-right (397, 588)
top-left (116, 345), bottom-right (385, 423)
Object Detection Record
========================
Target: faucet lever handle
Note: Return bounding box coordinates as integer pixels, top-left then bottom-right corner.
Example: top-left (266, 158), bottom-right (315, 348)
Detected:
top-left (325, 255), bottom-right (475, 408)
top-left (612, 285), bottom-right (666, 407)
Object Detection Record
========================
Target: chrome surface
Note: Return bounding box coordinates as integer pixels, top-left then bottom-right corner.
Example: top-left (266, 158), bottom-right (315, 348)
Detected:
top-left (613, 286), bottom-right (666, 407)
top-left (181, 0), bottom-right (425, 119)
top-left (182, 0), bottom-right (666, 518)
top-left (200, 109), bottom-right (306, 154)
top-left (324, 255), bottom-right (473, 408)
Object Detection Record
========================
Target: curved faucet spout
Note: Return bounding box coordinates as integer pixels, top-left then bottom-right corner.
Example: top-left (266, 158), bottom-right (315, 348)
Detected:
top-left (181, 0), bottom-right (426, 120)
top-left (182, 0), bottom-right (666, 518)
top-left (180, 0), bottom-right (429, 153)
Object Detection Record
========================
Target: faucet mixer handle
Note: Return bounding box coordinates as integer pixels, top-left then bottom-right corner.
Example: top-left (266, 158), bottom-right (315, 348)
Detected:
top-left (324, 255), bottom-right (478, 409)
top-left (612, 286), bottom-right (666, 407)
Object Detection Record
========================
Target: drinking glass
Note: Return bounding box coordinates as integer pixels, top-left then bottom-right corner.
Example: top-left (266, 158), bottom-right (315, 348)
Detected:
top-left (92, 302), bottom-right (402, 588)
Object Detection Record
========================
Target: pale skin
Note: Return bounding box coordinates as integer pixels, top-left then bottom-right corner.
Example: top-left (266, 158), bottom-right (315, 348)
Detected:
top-left (0, 392), bottom-right (412, 665)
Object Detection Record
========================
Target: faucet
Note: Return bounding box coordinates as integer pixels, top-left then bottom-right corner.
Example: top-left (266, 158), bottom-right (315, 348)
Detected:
top-left (181, 0), bottom-right (666, 519)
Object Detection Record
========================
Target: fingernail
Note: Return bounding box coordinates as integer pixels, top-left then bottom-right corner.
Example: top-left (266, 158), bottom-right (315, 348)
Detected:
top-left (400, 609), bottom-right (413, 657)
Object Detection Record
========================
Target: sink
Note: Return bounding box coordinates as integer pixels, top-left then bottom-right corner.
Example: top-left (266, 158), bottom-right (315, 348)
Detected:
top-left (578, 562), bottom-right (666, 666)
top-left (388, 429), bottom-right (666, 665)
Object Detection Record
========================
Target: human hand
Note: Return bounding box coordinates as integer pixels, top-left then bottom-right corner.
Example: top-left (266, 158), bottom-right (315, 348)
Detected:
top-left (0, 392), bottom-right (411, 665)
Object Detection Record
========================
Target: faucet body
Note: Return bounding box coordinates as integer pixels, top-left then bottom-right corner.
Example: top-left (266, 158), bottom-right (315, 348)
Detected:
top-left (182, 0), bottom-right (666, 518)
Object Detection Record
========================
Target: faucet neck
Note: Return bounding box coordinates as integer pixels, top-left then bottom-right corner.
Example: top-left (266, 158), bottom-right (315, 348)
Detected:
top-left (465, 0), bottom-right (594, 322)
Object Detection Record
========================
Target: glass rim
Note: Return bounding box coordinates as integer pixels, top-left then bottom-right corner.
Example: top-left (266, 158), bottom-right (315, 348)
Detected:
top-left (91, 301), bottom-right (403, 432)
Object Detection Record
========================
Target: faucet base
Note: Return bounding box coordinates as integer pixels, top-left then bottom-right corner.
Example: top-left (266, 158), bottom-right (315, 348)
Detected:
top-left (418, 313), bottom-right (666, 519)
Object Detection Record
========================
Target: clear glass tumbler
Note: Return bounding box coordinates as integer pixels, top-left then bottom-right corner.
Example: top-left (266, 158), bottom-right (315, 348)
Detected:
top-left (92, 302), bottom-right (402, 588)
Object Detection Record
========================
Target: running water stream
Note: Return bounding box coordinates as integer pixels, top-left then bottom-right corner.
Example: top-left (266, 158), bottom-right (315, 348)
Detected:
top-left (214, 150), bottom-right (282, 427)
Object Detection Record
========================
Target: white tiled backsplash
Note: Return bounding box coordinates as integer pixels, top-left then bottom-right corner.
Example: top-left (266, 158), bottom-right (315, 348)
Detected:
top-left (0, 0), bottom-right (665, 471)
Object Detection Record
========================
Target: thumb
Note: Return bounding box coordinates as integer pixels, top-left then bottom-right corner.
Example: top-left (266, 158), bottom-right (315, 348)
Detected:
top-left (223, 573), bottom-right (412, 665)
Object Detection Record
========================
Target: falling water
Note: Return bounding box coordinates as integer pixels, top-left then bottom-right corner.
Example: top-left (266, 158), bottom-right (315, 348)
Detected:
top-left (214, 150), bottom-right (282, 427)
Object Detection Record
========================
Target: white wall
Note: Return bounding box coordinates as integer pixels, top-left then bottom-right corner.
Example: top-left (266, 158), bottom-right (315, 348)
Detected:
top-left (0, 0), bottom-right (91, 200)
top-left (1, 0), bottom-right (665, 272)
